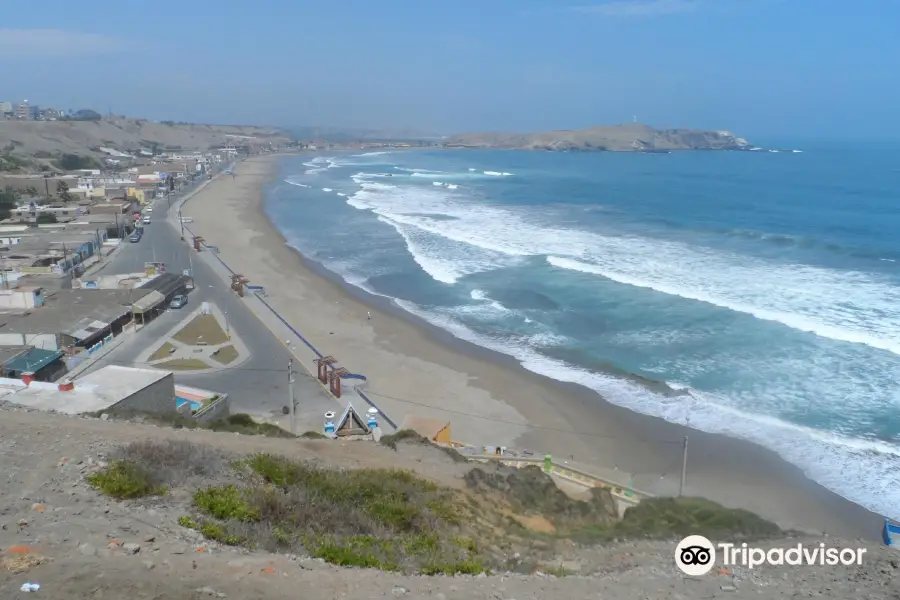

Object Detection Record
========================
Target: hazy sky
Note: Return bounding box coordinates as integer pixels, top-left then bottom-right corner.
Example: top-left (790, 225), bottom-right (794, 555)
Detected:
top-left (2, 0), bottom-right (898, 139)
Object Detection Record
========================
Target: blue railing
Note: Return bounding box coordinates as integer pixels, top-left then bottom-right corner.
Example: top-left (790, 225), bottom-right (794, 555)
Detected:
top-left (883, 519), bottom-right (900, 546)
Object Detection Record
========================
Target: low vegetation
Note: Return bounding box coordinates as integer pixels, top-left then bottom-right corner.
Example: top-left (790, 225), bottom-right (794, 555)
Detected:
top-left (86, 410), bottom-right (294, 439)
top-left (54, 153), bottom-right (98, 171)
top-left (87, 460), bottom-right (167, 499)
top-left (173, 313), bottom-right (229, 345)
top-left (86, 437), bottom-right (783, 576)
top-left (206, 413), bottom-right (294, 437)
top-left (602, 496), bottom-right (782, 542)
top-left (87, 440), bottom-right (226, 500)
top-left (178, 453), bottom-right (484, 573)
top-left (149, 341), bottom-right (176, 361)
top-left (157, 358), bottom-right (210, 371)
top-left (210, 344), bottom-right (239, 365)
top-left (0, 154), bottom-right (30, 173)
top-left (380, 429), bottom-right (468, 463)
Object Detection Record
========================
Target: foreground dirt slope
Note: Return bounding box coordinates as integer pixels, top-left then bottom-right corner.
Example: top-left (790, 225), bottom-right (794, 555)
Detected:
top-left (0, 403), bottom-right (897, 600)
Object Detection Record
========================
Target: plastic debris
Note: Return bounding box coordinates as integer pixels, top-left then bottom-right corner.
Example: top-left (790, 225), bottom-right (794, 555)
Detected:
top-left (20, 582), bottom-right (40, 592)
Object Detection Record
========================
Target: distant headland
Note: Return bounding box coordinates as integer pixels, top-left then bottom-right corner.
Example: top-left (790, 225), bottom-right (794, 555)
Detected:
top-left (442, 124), bottom-right (752, 152)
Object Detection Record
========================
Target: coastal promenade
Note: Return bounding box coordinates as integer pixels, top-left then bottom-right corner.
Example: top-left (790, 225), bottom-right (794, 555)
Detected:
top-left (79, 170), bottom-right (336, 433)
top-left (168, 164), bottom-right (396, 430)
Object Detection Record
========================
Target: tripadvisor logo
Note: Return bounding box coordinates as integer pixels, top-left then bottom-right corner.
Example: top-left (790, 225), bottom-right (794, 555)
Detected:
top-left (674, 535), bottom-right (867, 575)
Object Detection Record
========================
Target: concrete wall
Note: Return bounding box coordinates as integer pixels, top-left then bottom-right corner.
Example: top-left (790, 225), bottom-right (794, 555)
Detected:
top-left (0, 333), bottom-right (58, 351)
top-left (192, 393), bottom-right (230, 424)
top-left (0, 289), bottom-right (42, 309)
top-left (110, 373), bottom-right (175, 414)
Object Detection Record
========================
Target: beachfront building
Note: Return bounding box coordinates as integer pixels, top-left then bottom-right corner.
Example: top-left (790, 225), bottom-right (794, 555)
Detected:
top-left (14, 100), bottom-right (38, 120)
top-left (10, 202), bottom-right (84, 223)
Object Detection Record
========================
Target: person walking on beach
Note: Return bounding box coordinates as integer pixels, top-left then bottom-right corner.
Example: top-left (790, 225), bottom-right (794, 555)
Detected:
top-left (367, 311), bottom-right (371, 320)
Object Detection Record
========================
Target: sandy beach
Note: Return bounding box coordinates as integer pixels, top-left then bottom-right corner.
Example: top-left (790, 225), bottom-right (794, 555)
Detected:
top-left (181, 155), bottom-right (884, 541)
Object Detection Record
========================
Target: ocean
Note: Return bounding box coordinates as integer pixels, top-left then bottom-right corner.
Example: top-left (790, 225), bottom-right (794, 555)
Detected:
top-left (266, 145), bottom-right (900, 519)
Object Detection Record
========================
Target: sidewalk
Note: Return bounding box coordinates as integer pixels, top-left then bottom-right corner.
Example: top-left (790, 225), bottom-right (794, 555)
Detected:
top-left (167, 170), bottom-right (395, 427)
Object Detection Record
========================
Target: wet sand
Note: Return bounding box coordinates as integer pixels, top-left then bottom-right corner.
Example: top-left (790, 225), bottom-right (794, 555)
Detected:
top-left (181, 154), bottom-right (884, 541)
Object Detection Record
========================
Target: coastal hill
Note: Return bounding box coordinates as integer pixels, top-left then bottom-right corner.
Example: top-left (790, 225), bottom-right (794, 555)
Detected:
top-left (444, 123), bottom-right (751, 152)
top-left (0, 116), bottom-right (290, 171)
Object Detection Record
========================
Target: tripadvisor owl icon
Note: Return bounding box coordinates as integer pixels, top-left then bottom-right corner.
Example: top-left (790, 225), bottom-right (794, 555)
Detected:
top-left (675, 535), bottom-right (716, 575)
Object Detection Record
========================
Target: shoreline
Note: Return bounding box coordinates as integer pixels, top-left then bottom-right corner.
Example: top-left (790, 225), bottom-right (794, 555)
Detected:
top-left (183, 154), bottom-right (884, 541)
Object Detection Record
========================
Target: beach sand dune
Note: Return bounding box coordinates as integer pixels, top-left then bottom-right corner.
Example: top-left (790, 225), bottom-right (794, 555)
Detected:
top-left (181, 155), bottom-right (883, 540)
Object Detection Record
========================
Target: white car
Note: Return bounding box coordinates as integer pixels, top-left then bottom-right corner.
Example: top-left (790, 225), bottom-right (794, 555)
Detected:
top-left (145, 206), bottom-right (153, 213)
top-left (143, 216), bottom-right (151, 224)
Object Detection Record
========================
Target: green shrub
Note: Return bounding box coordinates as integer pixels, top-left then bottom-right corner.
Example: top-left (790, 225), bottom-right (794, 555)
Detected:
top-left (86, 460), bottom-right (166, 499)
top-left (178, 515), bottom-right (199, 529)
top-left (572, 497), bottom-right (782, 543)
top-left (379, 429), bottom-right (429, 450)
top-left (180, 453), bottom-right (484, 574)
top-left (193, 485), bottom-right (259, 522)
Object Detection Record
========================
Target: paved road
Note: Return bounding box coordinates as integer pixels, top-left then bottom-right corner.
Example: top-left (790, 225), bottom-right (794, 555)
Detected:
top-left (83, 173), bottom-right (335, 431)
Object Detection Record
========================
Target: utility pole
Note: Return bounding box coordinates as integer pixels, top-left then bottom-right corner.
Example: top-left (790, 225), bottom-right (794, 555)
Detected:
top-left (288, 359), bottom-right (296, 435)
top-left (679, 435), bottom-right (689, 497)
top-left (179, 208), bottom-right (185, 240)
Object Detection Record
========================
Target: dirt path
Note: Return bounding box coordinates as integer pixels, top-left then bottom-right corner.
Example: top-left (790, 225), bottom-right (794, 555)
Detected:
top-left (1, 404), bottom-right (897, 599)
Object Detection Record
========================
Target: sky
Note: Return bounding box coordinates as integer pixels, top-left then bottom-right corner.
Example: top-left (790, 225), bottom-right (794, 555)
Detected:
top-left (2, 0), bottom-right (899, 140)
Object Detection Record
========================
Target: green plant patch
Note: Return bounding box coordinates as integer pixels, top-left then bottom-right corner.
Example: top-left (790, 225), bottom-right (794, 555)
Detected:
top-left (86, 460), bottom-right (166, 499)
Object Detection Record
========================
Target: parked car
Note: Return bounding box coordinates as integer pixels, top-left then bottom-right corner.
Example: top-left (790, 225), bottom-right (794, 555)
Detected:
top-left (129, 232), bottom-right (142, 243)
top-left (143, 216), bottom-right (151, 224)
top-left (168, 294), bottom-right (187, 309)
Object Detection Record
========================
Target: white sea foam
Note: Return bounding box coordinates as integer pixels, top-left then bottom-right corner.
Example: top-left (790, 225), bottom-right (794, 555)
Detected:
top-left (303, 156), bottom-right (329, 174)
top-left (345, 175), bottom-right (900, 356)
top-left (546, 255), bottom-right (900, 356)
top-left (284, 179), bottom-right (310, 188)
top-left (387, 296), bottom-right (900, 520)
top-left (322, 188), bottom-right (333, 192)
top-left (403, 185), bottom-right (900, 367)
top-left (354, 151), bottom-right (393, 157)
top-left (483, 170), bottom-right (512, 176)
top-left (395, 167), bottom-right (446, 174)
top-left (467, 288), bottom-right (510, 313)
top-left (336, 192), bottom-right (347, 197)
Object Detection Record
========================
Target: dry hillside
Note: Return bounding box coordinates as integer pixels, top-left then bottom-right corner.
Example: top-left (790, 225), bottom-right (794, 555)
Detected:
top-left (0, 117), bottom-right (290, 171)
top-left (1, 402), bottom-right (897, 599)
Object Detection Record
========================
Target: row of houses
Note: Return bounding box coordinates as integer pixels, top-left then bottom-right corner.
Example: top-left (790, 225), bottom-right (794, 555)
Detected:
top-left (0, 273), bottom-right (191, 381)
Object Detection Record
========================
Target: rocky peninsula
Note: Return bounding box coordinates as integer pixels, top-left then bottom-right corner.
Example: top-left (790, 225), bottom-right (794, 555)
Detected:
top-left (443, 124), bottom-right (751, 152)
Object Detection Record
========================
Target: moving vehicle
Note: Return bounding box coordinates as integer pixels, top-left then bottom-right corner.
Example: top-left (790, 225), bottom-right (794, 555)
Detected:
top-left (168, 294), bottom-right (187, 309)
top-left (145, 206), bottom-right (153, 213)
top-left (129, 231), bottom-right (142, 243)
top-left (143, 215), bottom-right (151, 224)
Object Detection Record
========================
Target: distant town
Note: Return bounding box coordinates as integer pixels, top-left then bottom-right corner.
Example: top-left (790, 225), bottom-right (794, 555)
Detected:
top-left (1, 98), bottom-right (67, 121)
